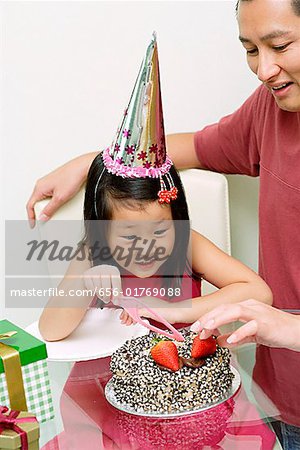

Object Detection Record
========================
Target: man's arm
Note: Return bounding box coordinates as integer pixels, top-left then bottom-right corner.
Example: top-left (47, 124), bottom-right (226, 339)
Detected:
top-left (166, 133), bottom-right (203, 169)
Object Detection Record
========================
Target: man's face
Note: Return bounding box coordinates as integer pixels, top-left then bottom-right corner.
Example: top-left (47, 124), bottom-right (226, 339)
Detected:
top-left (238, 0), bottom-right (300, 112)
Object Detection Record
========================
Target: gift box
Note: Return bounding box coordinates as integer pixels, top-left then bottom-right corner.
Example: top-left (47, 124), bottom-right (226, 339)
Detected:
top-left (0, 406), bottom-right (39, 450)
top-left (0, 320), bottom-right (54, 423)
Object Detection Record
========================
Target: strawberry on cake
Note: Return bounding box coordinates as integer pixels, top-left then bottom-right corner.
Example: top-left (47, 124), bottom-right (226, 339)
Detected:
top-left (109, 329), bottom-right (235, 414)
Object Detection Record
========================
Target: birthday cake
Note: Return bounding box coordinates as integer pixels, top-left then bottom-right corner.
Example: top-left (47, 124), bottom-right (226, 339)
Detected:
top-left (109, 329), bottom-right (235, 414)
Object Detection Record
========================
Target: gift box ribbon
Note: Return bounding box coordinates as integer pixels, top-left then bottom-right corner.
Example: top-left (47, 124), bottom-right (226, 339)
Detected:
top-left (0, 332), bottom-right (28, 411)
top-left (0, 406), bottom-right (37, 450)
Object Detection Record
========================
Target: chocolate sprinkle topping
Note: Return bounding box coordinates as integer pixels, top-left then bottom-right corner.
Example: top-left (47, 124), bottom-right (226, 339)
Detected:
top-left (110, 329), bottom-right (234, 414)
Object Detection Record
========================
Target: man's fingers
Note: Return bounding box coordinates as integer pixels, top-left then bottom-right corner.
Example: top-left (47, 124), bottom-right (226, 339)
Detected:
top-left (191, 304), bottom-right (233, 333)
top-left (39, 195), bottom-right (67, 221)
top-left (216, 333), bottom-right (235, 348)
top-left (217, 333), bottom-right (256, 348)
top-left (226, 320), bottom-right (258, 344)
top-left (200, 304), bottom-right (257, 331)
top-left (27, 190), bottom-right (65, 226)
top-left (216, 322), bottom-right (258, 348)
top-left (198, 328), bottom-right (214, 339)
top-left (26, 192), bottom-right (39, 227)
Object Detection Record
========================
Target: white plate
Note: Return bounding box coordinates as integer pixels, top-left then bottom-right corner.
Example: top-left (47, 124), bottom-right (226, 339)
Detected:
top-left (105, 366), bottom-right (241, 418)
top-left (26, 308), bottom-right (149, 362)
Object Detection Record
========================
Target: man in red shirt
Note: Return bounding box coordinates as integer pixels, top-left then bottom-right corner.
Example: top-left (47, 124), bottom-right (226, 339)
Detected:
top-left (27, 0), bottom-right (300, 447)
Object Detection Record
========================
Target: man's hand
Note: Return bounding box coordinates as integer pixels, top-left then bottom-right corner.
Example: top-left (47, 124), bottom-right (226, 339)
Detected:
top-left (191, 299), bottom-right (300, 351)
top-left (27, 152), bottom-right (98, 227)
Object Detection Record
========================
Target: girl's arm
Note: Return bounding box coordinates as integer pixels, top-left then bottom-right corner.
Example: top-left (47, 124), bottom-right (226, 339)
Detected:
top-left (180, 230), bottom-right (273, 322)
top-left (38, 253), bottom-right (93, 341)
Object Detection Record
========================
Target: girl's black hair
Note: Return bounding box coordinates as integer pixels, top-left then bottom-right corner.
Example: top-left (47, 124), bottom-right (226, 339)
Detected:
top-left (84, 153), bottom-right (200, 296)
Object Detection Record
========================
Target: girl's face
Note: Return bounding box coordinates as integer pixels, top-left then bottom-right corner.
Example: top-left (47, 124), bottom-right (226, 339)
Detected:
top-left (238, 0), bottom-right (300, 112)
top-left (107, 200), bottom-right (175, 278)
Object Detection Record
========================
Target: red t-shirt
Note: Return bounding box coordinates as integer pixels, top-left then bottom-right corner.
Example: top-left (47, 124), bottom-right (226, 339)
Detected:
top-left (195, 84), bottom-right (300, 426)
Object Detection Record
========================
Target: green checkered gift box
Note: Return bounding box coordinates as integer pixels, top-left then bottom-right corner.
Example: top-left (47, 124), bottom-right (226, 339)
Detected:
top-left (0, 320), bottom-right (54, 423)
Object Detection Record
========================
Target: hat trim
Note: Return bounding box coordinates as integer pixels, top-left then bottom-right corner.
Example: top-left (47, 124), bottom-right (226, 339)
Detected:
top-left (102, 147), bottom-right (173, 178)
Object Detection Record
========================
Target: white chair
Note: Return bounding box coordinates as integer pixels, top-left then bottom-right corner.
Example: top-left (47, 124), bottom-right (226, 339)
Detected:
top-left (179, 170), bottom-right (231, 253)
top-left (35, 168), bottom-right (231, 295)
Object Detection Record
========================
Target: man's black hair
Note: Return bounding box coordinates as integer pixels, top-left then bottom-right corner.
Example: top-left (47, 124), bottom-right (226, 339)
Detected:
top-left (235, 0), bottom-right (300, 16)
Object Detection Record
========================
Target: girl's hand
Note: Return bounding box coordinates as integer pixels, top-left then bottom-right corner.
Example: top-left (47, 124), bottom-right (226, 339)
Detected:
top-left (119, 310), bottom-right (136, 326)
top-left (83, 265), bottom-right (122, 304)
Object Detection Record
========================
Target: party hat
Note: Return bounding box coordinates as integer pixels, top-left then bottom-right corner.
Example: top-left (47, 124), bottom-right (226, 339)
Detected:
top-left (102, 32), bottom-right (173, 180)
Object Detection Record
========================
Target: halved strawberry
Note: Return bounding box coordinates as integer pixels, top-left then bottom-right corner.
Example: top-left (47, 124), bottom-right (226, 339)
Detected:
top-left (191, 335), bottom-right (216, 359)
top-left (150, 340), bottom-right (181, 372)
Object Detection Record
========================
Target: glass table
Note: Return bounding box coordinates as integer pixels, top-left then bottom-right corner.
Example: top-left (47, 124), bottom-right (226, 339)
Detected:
top-left (38, 344), bottom-right (283, 450)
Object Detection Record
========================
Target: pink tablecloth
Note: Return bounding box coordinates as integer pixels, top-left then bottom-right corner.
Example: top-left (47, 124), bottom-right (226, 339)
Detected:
top-left (42, 358), bottom-right (276, 450)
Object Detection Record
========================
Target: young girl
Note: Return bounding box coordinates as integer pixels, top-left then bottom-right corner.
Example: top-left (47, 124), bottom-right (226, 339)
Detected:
top-left (39, 150), bottom-right (272, 341)
top-left (40, 35), bottom-right (275, 450)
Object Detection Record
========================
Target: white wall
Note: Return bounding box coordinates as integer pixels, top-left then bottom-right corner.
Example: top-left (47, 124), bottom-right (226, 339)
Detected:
top-left (1, 1), bottom-right (260, 327)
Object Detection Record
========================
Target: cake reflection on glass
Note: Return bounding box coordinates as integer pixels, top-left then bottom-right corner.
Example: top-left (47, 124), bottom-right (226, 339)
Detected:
top-left (115, 397), bottom-right (235, 450)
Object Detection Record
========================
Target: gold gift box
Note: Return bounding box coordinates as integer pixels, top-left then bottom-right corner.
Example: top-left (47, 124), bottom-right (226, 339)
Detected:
top-left (0, 411), bottom-right (39, 450)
